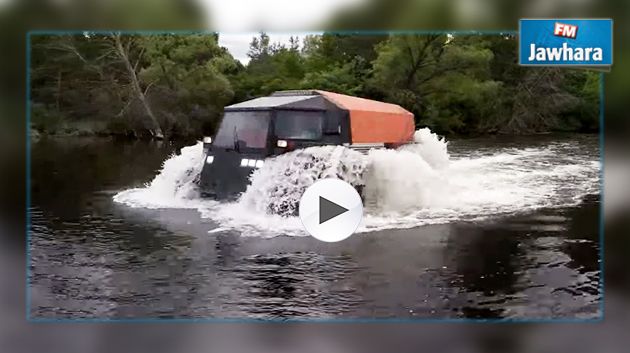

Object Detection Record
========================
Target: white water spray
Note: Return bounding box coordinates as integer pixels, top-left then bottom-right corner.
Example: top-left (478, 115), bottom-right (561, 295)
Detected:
top-left (238, 145), bottom-right (367, 216)
top-left (113, 143), bottom-right (212, 209)
top-left (113, 129), bottom-right (600, 236)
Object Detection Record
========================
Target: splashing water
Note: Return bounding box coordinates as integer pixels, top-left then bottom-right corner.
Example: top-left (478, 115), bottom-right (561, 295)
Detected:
top-left (113, 143), bottom-right (215, 209)
top-left (113, 129), bottom-right (600, 236)
top-left (239, 145), bottom-right (367, 216)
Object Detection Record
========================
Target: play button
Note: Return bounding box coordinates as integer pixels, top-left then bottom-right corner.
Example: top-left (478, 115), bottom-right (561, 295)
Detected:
top-left (319, 196), bottom-right (348, 224)
top-left (299, 178), bottom-right (363, 242)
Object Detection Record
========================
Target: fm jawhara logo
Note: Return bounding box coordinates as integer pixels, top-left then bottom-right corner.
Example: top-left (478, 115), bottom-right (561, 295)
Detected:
top-left (519, 19), bottom-right (612, 67)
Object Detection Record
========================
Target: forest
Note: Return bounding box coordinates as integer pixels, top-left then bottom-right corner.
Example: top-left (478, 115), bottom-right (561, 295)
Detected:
top-left (30, 32), bottom-right (600, 139)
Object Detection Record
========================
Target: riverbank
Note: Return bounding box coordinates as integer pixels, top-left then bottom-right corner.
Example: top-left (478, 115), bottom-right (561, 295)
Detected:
top-left (29, 125), bottom-right (199, 145)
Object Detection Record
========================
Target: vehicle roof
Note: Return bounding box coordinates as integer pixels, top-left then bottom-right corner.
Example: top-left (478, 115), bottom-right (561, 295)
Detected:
top-left (315, 90), bottom-right (412, 115)
top-left (224, 90), bottom-right (412, 116)
top-left (224, 95), bottom-right (317, 110)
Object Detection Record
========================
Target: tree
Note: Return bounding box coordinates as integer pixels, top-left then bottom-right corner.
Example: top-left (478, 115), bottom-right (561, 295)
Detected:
top-left (31, 34), bottom-right (125, 134)
top-left (247, 32), bottom-right (272, 62)
top-left (370, 34), bottom-right (598, 135)
top-left (30, 33), bottom-right (599, 138)
top-left (232, 32), bottom-right (305, 99)
top-left (299, 33), bottom-right (384, 95)
top-left (30, 33), bottom-right (240, 138)
top-left (370, 34), bottom-right (500, 134)
top-left (112, 33), bottom-right (164, 139)
top-left (139, 34), bottom-right (238, 136)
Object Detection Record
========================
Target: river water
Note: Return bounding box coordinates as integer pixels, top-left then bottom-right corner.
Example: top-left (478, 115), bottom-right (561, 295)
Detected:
top-left (29, 133), bottom-right (601, 320)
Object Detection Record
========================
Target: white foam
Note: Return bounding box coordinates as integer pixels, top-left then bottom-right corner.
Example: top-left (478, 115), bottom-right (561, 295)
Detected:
top-left (113, 129), bottom-right (600, 237)
top-left (238, 145), bottom-right (367, 216)
top-left (113, 143), bottom-right (216, 209)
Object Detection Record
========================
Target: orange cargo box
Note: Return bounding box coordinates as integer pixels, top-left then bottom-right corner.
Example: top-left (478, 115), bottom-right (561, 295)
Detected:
top-left (316, 90), bottom-right (415, 145)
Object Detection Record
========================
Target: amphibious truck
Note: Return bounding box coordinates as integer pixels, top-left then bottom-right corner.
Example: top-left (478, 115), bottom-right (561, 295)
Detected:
top-left (199, 90), bottom-right (415, 199)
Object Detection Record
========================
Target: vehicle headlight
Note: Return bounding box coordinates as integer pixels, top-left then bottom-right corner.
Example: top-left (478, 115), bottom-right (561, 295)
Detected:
top-left (203, 136), bottom-right (213, 144)
top-left (277, 140), bottom-right (288, 148)
top-left (206, 155), bottom-right (214, 164)
top-left (240, 158), bottom-right (265, 168)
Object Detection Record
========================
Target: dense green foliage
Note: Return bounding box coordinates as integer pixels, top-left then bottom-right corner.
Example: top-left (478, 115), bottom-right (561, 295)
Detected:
top-left (31, 33), bottom-right (236, 138)
top-left (30, 32), bottom-right (599, 139)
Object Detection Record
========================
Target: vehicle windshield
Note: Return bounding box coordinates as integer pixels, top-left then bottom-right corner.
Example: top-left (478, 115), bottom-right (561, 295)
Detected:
top-left (274, 110), bottom-right (323, 140)
top-left (213, 111), bottom-right (270, 149)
